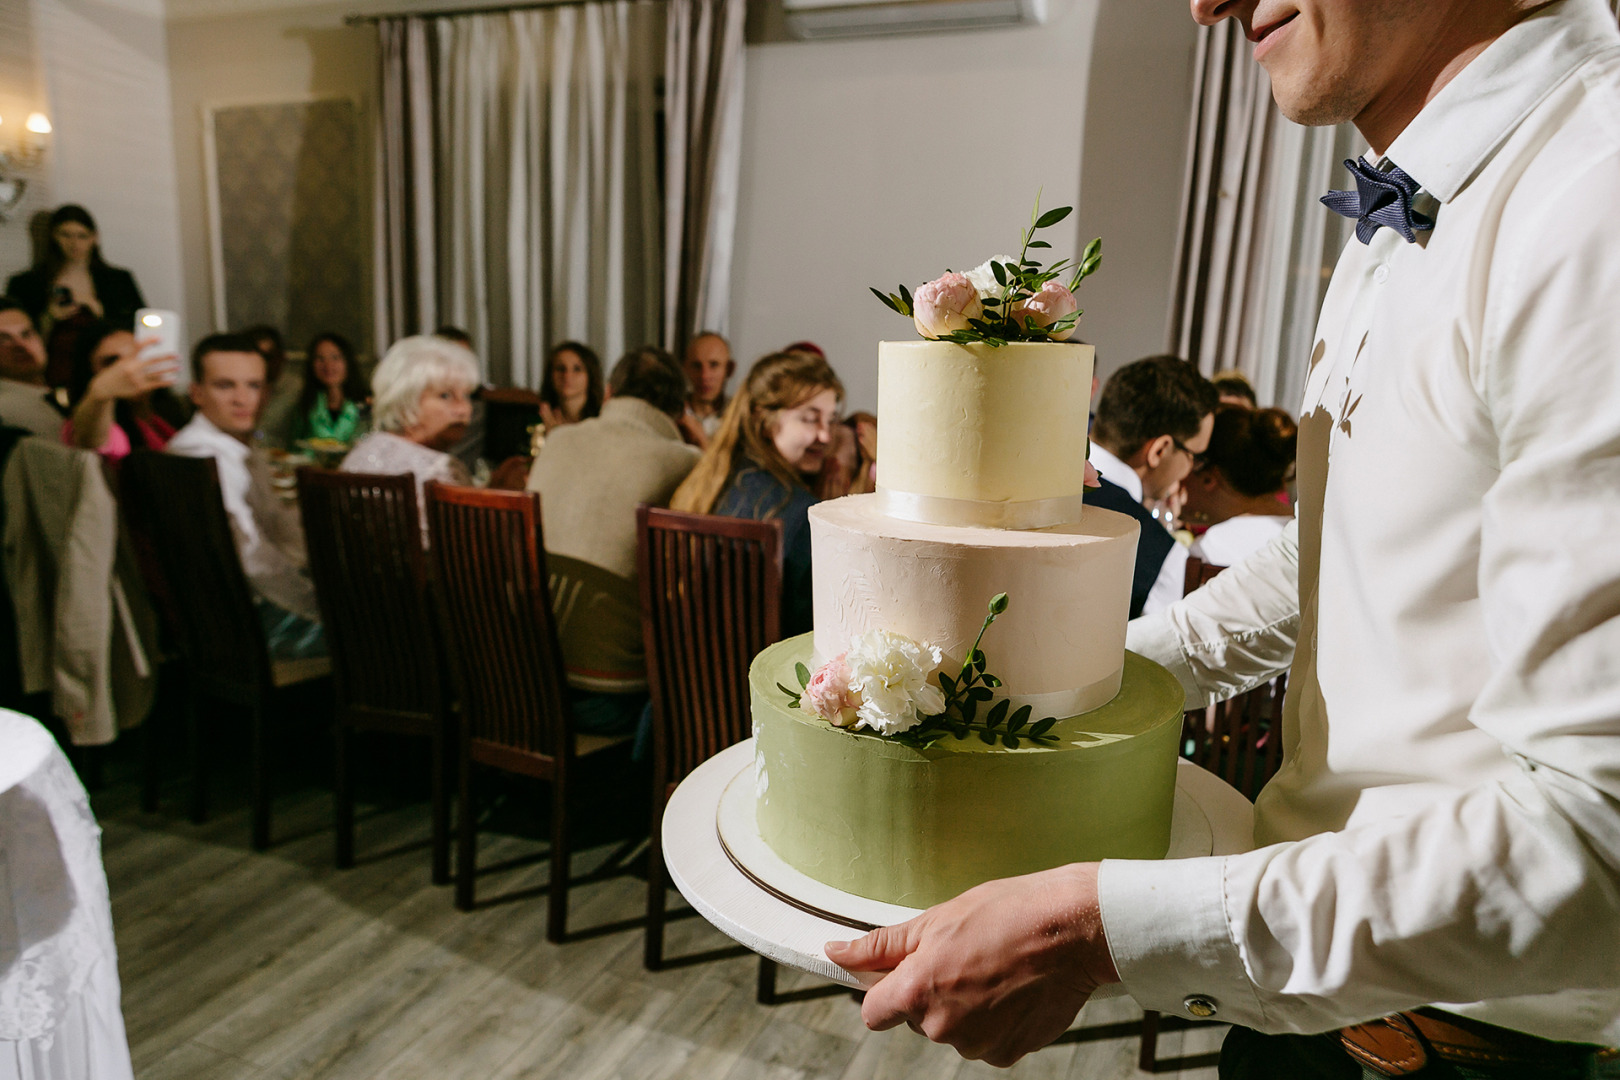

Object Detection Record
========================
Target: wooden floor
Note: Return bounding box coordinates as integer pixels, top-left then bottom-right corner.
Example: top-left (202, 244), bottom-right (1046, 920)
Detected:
top-left (91, 750), bottom-right (1224, 1080)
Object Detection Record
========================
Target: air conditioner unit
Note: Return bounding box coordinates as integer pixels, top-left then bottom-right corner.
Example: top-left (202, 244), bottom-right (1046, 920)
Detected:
top-left (781, 0), bottom-right (1047, 41)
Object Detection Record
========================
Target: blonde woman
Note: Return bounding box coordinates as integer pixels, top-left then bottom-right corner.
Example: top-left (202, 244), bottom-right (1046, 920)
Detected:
top-left (341, 335), bottom-right (478, 536)
top-left (670, 350), bottom-right (844, 634)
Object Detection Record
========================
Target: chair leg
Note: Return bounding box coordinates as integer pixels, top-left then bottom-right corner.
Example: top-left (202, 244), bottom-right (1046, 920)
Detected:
top-left (334, 722), bottom-right (355, 869)
top-left (756, 958), bottom-right (778, 1005)
top-left (454, 752), bottom-right (476, 911)
top-left (545, 775), bottom-right (571, 944)
top-left (141, 718), bottom-right (162, 813)
top-left (187, 688), bottom-right (208, 824)
top-left (644, 810), bottom-right (667, 971)
top-left (429, 723), bottom-right (451, 886)
top-left (250, 702), bottom-right (271, 851)
top-left (1139, 1009), bottom-right (1161, 1072)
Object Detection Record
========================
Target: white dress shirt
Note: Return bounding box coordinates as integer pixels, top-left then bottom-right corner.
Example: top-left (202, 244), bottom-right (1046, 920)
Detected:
top-left (167, 414), bottom-right (319, 621)
top-left (1188, 513), bottom-right (1290, 570)
top-left (1088, 442), bottom-right (1189, 616)
top-left (1106, 0), bottom-right (1620, 1043)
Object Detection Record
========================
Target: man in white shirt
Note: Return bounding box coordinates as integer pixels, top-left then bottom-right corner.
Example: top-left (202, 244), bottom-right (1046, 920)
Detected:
top-left (828, 0), bottom-right (1620, 1072)
top-left (1084, 355), bottom-right (1217, 617)
top-left (0, 300), bottom-right (66, 437)
top-left (167, 334), bottom-right (322, 657)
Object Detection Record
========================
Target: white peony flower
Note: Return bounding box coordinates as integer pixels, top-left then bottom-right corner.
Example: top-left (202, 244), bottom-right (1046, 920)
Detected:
top-left (964, 255), bottom-right (1018, 300)
top-left (844, 630), bottom-right (947, 736)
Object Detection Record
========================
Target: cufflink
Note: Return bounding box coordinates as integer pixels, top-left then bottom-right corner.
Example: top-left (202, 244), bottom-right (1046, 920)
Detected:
top-left (1183, 995), bottom-right (1218, 1019)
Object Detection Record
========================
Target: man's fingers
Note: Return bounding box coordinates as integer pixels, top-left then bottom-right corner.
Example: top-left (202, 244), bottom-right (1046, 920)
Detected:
top-left (858, 960), bottom-right (926, 1032)
top-left (824, 920), bottom-right (918, 972)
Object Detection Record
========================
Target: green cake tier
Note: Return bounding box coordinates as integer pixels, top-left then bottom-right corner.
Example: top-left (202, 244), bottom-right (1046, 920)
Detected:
top-left (751, 634), bottom-right (1185, 908)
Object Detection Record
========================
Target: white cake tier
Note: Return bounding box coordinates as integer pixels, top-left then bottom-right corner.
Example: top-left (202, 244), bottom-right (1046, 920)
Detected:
top-left (875, 340), bottom-right (1095, 529)
top-left (810, 494), bottom-right (1138, 718)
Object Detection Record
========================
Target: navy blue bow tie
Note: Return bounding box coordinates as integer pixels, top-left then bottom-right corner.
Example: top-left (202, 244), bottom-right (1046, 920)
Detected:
top-left (1321, 156), bottom-right (1435, 244)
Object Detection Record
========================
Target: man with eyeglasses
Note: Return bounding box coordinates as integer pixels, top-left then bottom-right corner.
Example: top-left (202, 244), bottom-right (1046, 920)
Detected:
top-left (1081, 354), bottom-right (1218, 618)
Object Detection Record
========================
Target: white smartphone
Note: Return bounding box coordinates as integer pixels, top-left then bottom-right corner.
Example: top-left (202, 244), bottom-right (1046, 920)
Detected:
top-left (134, 309), bottom-right (181, 362)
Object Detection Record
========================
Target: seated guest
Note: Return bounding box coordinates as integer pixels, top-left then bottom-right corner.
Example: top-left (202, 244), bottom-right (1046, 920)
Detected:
top-left (681, 331), bottom-right (735, 442)
top-left (670, 351), bottom-right (843, 636)
top-left (818, 410), bottom-right (878, 500)
top-left (539, 340), bottom-right (603, 431)
top-left (291, 333), bottom-right (367, 445)
top-left (341, 335), bottom-right (476, 529)
top-left (433, 326), bottom-right (487, 473)
top-left (527, 346), bottom-right (699, 737)
top-left (63, 322), bottom-right (183, 459)
top-left (167, 334), bottom-right (323, 658)
top-left (246, 324), bottom-right (299, 446)
top-left (1210, 368), bottom-right (1259, 408)
top-left (1083, 354), bottom-right (1218, 619)
top-left (0, 299), bottom-right (66, 436)
top-left (1183, 404), bottom-right (1297, 568)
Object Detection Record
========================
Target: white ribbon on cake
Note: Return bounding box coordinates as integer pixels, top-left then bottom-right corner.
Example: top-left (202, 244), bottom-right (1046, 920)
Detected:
top-left (992, 669), bottom-right (1122, 721)
top-left (876, 486), bottom-right (1087, 530)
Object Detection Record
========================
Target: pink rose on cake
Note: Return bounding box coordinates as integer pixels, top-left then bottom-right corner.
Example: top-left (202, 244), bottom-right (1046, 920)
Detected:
top-left (1008, 280), bottom-right (1080, 340)
top-left (844, 630), bottom-right (946, 736)
top-left (802, 654), bottom-right (861, 728)
top-left (911, 272), bottom-right (983, 339)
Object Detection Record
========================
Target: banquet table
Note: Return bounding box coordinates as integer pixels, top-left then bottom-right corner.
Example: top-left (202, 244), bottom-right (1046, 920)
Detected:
top-left (0, 710), bottom-right (134, 1080)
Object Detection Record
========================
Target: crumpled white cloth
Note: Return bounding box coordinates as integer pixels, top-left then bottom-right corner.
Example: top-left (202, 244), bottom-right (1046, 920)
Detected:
top-left (0, 710), bottom-right (132, 1079)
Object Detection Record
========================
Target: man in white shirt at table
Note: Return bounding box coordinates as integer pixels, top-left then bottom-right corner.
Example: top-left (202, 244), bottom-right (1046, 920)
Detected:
top-left (827, 0), bottom-right (1620, 1074)
top-left (167, 333), bottom-right (323, 658)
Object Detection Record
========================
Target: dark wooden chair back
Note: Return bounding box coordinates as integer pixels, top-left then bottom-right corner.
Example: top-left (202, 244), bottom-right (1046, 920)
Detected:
top-left (297, 469), bottom-right (446, 725)
top-left (426, 483), bottom-right (570, 763)
top-left (637, 507), bottom-right (784, 791)
top-left (1177, 556), bottom-right (1287, 800)
top-left (1184, 554), bottom-right (1226, 597)
top-left (122, 450), bottom-right (269, 701)
top-left (482, 387), bottom-right (544, 462)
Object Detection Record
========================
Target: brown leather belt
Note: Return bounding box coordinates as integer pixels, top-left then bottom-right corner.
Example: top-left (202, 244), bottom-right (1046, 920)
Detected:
top-left (1339, 1008), bottom-right (1605, 1077)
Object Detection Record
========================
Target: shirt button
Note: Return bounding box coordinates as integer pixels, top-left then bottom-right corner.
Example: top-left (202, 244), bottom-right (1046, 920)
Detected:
top-left (1373, 265), bottom-right (1390, 284)
top-left (1184, 995), bottom-right (1219, 1019)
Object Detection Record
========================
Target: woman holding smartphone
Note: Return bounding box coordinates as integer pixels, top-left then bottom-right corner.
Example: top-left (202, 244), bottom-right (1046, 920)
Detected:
top-left (5, 205), bottom-right (146, 386)
top-left (62, 322), bottom-right (182, 460)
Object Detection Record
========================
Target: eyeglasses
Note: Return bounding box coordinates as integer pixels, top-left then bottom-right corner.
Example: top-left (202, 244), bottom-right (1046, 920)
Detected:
top-left (1171, 437), bottom-right (1207, 469)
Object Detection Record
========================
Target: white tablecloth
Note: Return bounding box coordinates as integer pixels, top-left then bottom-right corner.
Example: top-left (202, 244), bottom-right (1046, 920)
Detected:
top-left (0, 710), bottom-right (133, 1080)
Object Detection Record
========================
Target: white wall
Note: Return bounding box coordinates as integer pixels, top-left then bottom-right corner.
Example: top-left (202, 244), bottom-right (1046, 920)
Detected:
top-left (32, 0), bottom-right (186, 321)
top-left (729, 0), bottom-right (1102, 413)
top-left (0, 0), bottom-right (51, 280)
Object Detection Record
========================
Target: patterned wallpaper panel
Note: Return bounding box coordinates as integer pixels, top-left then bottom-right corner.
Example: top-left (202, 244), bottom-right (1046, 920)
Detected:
top-left (211, 98), bottom-right (366, 353)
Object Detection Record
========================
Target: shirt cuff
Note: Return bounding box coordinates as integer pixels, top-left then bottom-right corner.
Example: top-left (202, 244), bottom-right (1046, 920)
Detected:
top-left (1097, 855), bottom-right (1267, 1028)
top-left (1125, 615), bottom-right (1206, 711)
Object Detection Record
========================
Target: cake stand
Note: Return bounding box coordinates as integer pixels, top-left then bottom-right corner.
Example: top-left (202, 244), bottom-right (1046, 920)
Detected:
top-left (662, 739), bottom-right (1255, 994)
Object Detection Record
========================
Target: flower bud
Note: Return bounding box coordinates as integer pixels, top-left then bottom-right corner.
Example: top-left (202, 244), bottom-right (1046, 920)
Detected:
top-left (912, 272), bottom-right (983, 339)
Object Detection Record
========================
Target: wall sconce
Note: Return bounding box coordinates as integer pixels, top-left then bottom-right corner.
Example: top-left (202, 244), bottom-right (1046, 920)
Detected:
top-left (0, 111), bottom-right (50, 222)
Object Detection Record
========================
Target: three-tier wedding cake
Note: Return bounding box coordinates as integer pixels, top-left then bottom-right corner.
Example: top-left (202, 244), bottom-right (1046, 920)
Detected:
top-left (746, 218), bottom-right (1186, 908)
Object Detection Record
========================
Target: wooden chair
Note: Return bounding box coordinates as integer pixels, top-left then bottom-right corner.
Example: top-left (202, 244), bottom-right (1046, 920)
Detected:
top-left (297, 469), bottom-right (453, 883)
top-left (120, 451), bottom-right (330, 850)
top-left (1138, 555), bottom-right (1286, 1071)
top-left (637, 507), bottom-right (784, 999)
top-left (426, 483), bottom-right (628, 941)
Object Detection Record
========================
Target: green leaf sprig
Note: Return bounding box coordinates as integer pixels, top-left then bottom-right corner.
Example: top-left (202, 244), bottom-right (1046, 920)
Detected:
top-left (871, 194), bottom-right (1103, 348)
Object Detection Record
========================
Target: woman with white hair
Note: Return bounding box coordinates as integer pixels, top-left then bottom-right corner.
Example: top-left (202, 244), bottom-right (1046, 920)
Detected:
top-left (340, 335), bottom-right (478, 528)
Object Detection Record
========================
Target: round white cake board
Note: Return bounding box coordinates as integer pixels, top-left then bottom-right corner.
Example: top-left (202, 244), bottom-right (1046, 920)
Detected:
top-left (662, 739), bottom-right (1255, 996)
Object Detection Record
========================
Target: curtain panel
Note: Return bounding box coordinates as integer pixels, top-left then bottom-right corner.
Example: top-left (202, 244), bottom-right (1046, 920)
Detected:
top-left (662, 0), bottom-right (747, 352)
top-left (1166, 17), bottom-right (1358, 413)
top-left (374, 0), bottom-right (743, 388)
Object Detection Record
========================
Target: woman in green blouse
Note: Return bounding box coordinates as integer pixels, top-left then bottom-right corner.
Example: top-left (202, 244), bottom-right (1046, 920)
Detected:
top-left (293, 332), bottom-right (369, 445)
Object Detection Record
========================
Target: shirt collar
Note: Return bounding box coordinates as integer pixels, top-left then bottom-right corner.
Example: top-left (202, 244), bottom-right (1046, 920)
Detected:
top-left (1088, 442), bottom-right (1143, 502)
top-left (1383, 0), bottom-right (1620, 205)
top-left (180, 413), bottom-right (250, 460)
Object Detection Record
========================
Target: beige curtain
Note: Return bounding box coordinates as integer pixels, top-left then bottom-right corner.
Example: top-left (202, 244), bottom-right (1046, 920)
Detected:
top-left (374, 3), bottom-right (664, 387)
top-left (1166, 18), bottom-right (1358, 412)
top-left (661, 0), bottom-right (746, 352)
